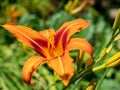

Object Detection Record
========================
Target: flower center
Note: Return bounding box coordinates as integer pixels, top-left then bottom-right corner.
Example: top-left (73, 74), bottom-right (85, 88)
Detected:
top-left (48, 34), bottom-right (63, 58)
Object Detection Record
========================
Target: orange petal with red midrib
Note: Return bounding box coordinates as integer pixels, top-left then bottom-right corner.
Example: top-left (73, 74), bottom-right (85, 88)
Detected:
top-left (2, 24), bottom-right (50, 57)
top-left (55, 18), bottom-right (89, 51)
top-left (48, 52), bottom-right (74, 86)
top-left (22, 56), bottom-right (47, 86)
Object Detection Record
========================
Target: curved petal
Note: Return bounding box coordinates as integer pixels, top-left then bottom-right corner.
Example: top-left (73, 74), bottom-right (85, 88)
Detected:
top-left (22, 56), bottom-right (47, 86)
top-left (66, 38), bottom-right (93, 58)
top-left (48, 52), bottom-right (74, 86)
top-left (39, 28), bottom-right (55, 40)
top-left (2, 24), bottom-right (50, 57)
top-left (55, 18), bottom-right (89, 50)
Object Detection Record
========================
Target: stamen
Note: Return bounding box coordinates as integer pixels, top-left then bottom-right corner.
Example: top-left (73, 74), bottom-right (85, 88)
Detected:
top-left (48, 29), bottom-right (56, 57)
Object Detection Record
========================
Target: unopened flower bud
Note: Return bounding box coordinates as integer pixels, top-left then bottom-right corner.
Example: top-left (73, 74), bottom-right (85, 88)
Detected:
top-left (104, 52), bottom-right (120, 68)
top-left (100, 44), bottom-right (113, 58)
top-left (86, 79), bottom-right (97, 90)
top-left (114, 35), bottom-right (120, 41)
top-left (113, 9), bottom-right (120, 32)
top-left (93, 52), bottom-right (120, 72)
top-left (106, 44), bottom-right (113, 54)
top-left (99, 48), bottom-right (106, 58)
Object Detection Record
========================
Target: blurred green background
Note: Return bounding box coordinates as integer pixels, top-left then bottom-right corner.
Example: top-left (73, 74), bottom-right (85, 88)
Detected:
top-left (0, 0), bottom-right (120, 90)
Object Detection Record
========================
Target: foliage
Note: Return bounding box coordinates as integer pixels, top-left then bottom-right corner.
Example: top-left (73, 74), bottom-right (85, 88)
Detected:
top-left (0, 0), bottom-right (120, 90)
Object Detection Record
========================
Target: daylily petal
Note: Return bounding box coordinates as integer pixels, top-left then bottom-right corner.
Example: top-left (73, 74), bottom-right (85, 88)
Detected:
top-left (39, 28), bottom-right (55, 40)
top-left (55, 18), bottom-right (89, 50)
top-left (48, 52), bottom-right (74, 86)
top-left (22, 56), bottom-right (47, 86)
top-left (66, 38), bottom-right (93, 58)
top-left (2, 24), bottom-right (50, 57)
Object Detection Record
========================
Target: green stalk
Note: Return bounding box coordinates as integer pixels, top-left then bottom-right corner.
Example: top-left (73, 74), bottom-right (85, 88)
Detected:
top-left (95, 68), bottom-right (109, 90)
top-left (95, 29), bottom-right (119, 63)
top-left (63, 67), bottom-right (92, 90)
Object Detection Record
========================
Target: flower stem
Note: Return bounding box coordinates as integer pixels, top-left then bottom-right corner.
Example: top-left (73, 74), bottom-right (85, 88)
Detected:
top-left (71, 78), bottom-right (82, 90)
top-left (71, 67), bottom-right (92, 85)
top-left (95, 68), bottom-right (109, 90)
top-left (63, 67), bottom-right (92, 90)
top-left (95, 30), bottom-right (119, 63)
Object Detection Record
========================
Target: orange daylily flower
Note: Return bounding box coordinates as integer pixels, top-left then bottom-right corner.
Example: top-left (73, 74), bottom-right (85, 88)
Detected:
top-left (2, 18), bottom-right (93, 86)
